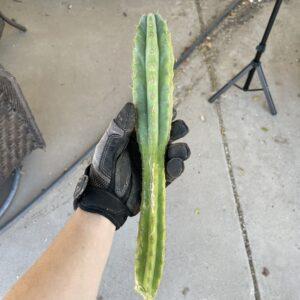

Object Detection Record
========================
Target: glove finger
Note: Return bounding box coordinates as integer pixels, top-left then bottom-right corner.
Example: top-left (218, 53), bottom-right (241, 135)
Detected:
top-left (167, 143), bottom-right (191, 161)
top-left (128, 131), bottom-right (142, 177)
top-left (170, 120), bottom-right (189, 142)
top-left (166, 158), bottom-right (184, 185)
top-left (114, 102), bottom-right (136, 136)
top-left (92, 103), bottom-right (136, 187)
top-left (125, 164), bottom-right (141, 216)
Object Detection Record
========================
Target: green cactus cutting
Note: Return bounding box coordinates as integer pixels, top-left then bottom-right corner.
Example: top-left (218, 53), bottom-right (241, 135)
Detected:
top-left (132, 13), bottom-right (174, 300)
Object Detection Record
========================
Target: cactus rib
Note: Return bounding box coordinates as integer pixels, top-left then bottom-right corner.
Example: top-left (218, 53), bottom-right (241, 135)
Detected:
top-left (132, 13), bottom-right (174, 300)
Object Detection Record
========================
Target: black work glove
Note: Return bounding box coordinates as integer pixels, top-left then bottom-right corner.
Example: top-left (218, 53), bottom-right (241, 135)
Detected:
top-left (73, 102), bottom-right (190, 229)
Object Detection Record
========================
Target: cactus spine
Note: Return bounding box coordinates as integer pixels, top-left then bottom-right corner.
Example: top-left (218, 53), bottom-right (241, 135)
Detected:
top-left (132, 13), bottom-right (174, 300)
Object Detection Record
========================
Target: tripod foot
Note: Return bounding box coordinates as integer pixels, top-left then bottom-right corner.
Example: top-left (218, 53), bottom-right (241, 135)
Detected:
top-left (256, 64), bottom-right (277, 115)
top-left (208, 63), bottom-right (253, 103)
top-left (0, 11), bottom-right (27, 32)
top-left (208, 96), bottom-right (216, 103)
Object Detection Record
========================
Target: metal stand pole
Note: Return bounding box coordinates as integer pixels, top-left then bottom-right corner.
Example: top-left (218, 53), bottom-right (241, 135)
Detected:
top-left (0, 11), bottom-right (27, 32)
top-left (208, 0), bottom-right (283, 115)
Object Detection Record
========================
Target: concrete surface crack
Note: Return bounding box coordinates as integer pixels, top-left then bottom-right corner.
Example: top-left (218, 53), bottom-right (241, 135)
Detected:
top-left (194, 0), bottom-right (261, 299)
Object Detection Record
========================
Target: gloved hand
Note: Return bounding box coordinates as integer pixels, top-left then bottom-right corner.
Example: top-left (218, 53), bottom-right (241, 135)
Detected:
top-left (73, 102), bottom-right (190, 229)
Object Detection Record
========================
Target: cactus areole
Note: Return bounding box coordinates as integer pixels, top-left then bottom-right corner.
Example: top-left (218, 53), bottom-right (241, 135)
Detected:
top-left (132, 14), bottom-right (174, 299)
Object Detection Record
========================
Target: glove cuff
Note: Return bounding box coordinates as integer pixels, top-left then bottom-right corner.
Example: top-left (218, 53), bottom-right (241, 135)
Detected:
top-left (74, 174), bottom-right (130, 230)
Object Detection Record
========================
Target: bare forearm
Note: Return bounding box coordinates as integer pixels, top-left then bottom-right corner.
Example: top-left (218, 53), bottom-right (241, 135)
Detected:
top-left (5, 209), bottom-right (115, 300)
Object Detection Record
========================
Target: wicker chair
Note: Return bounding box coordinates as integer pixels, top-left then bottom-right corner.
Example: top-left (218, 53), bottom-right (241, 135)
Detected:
top-left (0, 65), bottom-right (46, 185)
top-left (0, 13), bottom-right (45, 220)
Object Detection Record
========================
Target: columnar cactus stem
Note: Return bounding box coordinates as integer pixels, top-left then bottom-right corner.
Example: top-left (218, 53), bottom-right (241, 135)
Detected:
top-left (132, 13), bottom-right (174, 300)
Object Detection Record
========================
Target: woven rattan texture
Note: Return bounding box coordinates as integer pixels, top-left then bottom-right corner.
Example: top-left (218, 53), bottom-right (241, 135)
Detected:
top-left (0, 66), bottom-right (45, 185)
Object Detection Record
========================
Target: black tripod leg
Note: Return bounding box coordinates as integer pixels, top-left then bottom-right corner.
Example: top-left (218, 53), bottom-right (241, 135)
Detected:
top-left (243, 65), bottom-right (256, 91)
top-left (256, 64), bottom-right (277, 115)
top-left (208, 63), bottom-right (253, 103)
top-left (0, 11), bottom-right (27, 32)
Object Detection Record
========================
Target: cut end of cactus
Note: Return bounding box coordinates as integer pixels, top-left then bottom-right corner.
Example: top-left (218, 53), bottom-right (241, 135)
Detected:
top-left (135, 283), bottom-right (155, 300)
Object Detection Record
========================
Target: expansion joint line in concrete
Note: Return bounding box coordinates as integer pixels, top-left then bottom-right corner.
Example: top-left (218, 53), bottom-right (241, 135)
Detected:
top-left (214, 103), bottom-right (261, 300)
top-left (193, 0), bottom-right (261, 299)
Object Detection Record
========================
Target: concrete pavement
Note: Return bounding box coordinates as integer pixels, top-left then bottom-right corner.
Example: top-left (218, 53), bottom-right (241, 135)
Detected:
top-left (208, 0), bottom-right (300, 298)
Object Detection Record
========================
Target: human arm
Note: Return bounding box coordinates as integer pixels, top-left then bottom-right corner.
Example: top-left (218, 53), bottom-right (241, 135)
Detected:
top-left (5, 209), bottom-right (115, 300)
